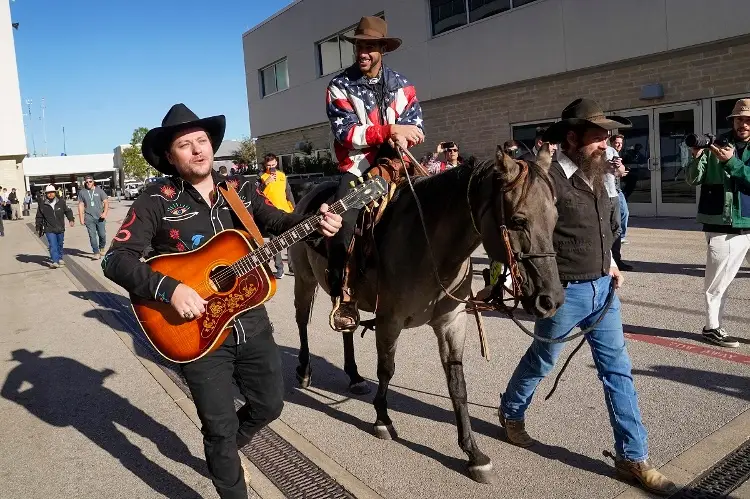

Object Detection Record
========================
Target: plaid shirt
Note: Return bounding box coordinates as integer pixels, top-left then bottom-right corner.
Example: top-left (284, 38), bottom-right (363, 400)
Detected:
top-left (326, 64), bottom-right (423, 176)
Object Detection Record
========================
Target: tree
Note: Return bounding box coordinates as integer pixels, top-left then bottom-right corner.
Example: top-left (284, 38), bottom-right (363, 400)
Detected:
top-left (229, 136), bottom-right (257, 173)
top-left (121, 127), bottom-right (151, 180)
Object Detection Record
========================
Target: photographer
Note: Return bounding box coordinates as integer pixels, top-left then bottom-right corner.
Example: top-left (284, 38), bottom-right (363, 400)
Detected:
top-left (425, 141), bottom-right (462, 175)
top-left (686, 98), bottom-right (750, 348)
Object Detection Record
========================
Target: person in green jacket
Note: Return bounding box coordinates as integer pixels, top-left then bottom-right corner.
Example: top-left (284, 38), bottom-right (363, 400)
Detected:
top-left (686, 98), bottom-right (750, 348)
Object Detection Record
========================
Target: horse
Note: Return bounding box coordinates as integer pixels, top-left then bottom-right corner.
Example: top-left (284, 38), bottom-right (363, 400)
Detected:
top-left (288, 145), bottom-right (563, 483)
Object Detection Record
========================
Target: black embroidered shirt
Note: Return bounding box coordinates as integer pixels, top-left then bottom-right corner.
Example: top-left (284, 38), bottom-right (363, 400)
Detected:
top-left (102, 170), bottom-right (305, 322)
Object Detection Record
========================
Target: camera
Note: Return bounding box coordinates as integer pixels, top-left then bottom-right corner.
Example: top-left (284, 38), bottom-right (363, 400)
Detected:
top-left (684, 133), bottom-right (730, 149)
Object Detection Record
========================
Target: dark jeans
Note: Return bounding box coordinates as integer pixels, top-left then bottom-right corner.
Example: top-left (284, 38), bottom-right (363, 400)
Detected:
top-left (327, 171), bottom-right (361, 297)
top-left (180, 320), bottom-right (284, 499)
top-left (46, 232), bottom-right (65, 263)
top-left (84, 218), bottom-right (107, 253)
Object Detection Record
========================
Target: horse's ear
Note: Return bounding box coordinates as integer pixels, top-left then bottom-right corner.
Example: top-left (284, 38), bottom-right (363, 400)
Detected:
top-left (536, 142), bottom-right (553, 173)
top-left (494, 146), bottom-right (520, 180)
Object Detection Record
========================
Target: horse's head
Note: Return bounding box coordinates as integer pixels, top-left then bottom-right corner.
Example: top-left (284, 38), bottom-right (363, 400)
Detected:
top-left (473, 144), bottom-right (563, 318)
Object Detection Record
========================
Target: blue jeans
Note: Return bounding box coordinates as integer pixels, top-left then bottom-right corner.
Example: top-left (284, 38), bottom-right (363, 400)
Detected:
top-left (85, 218), bottom-right (107, 253)
top-left (46, 232), bottom-right (65, 263)
top-left (500, 275), bottom-right (648, 461)
top-left (618, 191), bottom-right (629, 240)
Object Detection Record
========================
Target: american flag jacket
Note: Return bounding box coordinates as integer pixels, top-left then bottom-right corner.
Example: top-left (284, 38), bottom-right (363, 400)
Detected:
top-left (326, 64), bottom-right (424, 176)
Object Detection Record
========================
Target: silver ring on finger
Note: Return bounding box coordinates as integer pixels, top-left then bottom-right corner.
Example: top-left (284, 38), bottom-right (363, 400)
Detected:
top-left (183, 311), bottom-right (193, 319)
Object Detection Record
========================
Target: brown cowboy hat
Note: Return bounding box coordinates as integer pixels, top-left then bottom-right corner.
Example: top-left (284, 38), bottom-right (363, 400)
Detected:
top-left (342, 16), bottom-right (402, 53)
top-left (141, 103), bottom-right (226, 176)
top-left (542, 98), bottom-right (631, 144)
top-left (727, 98), bottom-right (750, 119)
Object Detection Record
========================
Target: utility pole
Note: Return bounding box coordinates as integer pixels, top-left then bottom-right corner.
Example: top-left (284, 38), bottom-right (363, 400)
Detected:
top-left (62, 126), bottom-right (67, 155)
top-left (41, 97), bottom-right (48, 156)
top-left (25, 99), bottom-right (36, 156)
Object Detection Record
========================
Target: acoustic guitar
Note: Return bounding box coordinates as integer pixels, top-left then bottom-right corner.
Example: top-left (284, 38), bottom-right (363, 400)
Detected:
top-left (131, 176), bottom-right (388, 363)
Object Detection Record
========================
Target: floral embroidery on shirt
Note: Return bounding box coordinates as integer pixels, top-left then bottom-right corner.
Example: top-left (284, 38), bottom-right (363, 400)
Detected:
top-left (160, 185), bottom-right (177, 199)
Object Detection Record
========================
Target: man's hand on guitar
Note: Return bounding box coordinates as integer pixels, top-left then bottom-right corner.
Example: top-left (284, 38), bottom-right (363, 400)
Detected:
top-left (171, 283), bottom-right (208, 320)
top-left (317, 203), bottom-right (342, 237)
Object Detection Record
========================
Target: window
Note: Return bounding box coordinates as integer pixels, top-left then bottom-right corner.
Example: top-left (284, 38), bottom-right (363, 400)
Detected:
top-left (430, 0), bottom-right (538, 36)
top-left (714, 97), bottom-right (738, 138)
top-left (511, 120), bottom-right (556, 152)
top-left (317, 14), bottom-right (385, 76)
top-left (278, 154), bottom-right (293, 172)
top-left (260, 59), bottom-right (289, 97)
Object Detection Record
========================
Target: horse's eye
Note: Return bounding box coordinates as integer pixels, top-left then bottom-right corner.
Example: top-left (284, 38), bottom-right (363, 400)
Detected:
top-left (511, 216), bottom-right (527, 228)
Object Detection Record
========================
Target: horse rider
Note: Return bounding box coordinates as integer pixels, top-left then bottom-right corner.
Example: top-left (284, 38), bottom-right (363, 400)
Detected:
top-left (498, 98), bottom-right (677, 496)
top-left (325, 15), bottom-right (425, 332)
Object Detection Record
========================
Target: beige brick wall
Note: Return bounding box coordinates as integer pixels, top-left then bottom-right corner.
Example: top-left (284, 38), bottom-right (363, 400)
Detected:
top-left (0, 157), bottom-right (26, 195)
top-left (256, 123), bottom-right (330, 160)
top-left (256, 37), bottom-right (750, 163)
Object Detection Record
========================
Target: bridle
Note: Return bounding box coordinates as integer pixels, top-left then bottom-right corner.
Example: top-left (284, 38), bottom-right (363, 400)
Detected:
top-left (466, 158), bottom-right (557, 313)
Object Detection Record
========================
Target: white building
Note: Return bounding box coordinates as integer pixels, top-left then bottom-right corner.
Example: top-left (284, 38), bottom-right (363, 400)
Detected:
top-left (243, 0), bottom-right (750, 217)
top-left (0, 0), bottom-right (27, 194)
top-left (23, 154), bottom-right (117, 197)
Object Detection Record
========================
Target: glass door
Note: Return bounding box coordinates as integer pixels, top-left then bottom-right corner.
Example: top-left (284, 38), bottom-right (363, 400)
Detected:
top-left (653, 103), bottom-right (701, 217)
top-left (616, 111), bottom-right (654, 216)
top-left (615, 103), bottom-right (701, 217)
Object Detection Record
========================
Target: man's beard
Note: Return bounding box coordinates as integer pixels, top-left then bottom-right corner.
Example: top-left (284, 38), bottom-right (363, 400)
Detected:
top-left (572, 149), bottom-right (607, 194)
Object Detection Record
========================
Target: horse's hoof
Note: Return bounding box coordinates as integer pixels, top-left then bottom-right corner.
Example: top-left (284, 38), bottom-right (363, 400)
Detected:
top-left (373, 423), bottom-right (398, 440)
top-left (295, 367), bottom-right (311, 388)
top-left (468, 461), bottom-right (495, 484)
top-left (349, 380), bottom-right (371, 395)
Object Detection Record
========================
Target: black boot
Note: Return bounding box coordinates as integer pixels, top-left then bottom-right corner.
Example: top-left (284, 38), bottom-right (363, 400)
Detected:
top-left (612, 238), bottom-right (633, 271)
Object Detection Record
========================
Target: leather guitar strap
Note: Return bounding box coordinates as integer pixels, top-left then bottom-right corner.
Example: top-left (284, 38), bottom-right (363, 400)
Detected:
top-left (217, 184), bottom-right (264, 246)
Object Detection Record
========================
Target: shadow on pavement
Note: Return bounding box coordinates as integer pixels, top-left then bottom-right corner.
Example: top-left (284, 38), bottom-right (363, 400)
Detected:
top-left (15, 253), bottom-right (51, 268)
top-left (276, 345), bottom-right (614, 481)
top-left (1, 349), bottom-right (207, 497)
top-left (632, 365), bottom-right (750, 402)
top-left (622, 260), bottom-right (749, 278)
top-left (625, 324), bottom-right (750, 347)
top-left (64, 247), bottom-right (99, 260)
top-left (67, 290), bottom-right (160, 361)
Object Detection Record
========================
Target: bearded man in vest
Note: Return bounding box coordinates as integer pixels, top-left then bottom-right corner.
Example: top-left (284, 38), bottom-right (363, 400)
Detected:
top-left (259, 153), bottom-right (296, 278)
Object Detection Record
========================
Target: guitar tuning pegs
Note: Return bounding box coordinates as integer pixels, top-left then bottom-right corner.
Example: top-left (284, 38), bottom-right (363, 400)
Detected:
top-left (364, 206), bottom-right (371, 212)
top-left (372, 201), bottom-right (379, 208)
top-left (349, 181), bottom-right (356, 188)
top-left (367, 172), bottom-right (373, 178)
top-left (358, 176), bottom-right (364, 183)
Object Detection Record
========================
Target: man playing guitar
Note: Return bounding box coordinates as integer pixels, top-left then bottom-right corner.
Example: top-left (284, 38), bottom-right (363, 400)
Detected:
top-left (103, 103), bottom-right (342, 499)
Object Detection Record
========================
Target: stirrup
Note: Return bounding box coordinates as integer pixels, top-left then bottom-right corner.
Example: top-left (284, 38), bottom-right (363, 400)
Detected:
top-left (329, 297), bottom-right (360, 333)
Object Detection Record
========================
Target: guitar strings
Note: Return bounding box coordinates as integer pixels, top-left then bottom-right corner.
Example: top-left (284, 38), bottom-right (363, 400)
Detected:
top-left (179, 184), bottom-right (377, 298)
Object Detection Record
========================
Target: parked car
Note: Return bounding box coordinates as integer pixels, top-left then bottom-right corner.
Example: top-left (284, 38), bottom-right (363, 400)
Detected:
top-left (123, 183), bottom-right (143, 200)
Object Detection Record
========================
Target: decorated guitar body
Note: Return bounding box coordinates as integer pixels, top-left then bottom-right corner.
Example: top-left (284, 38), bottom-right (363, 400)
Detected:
top-left (131, 230), bottom-right (275, 363)
top-left (129, 175), bottom-right (388, 364)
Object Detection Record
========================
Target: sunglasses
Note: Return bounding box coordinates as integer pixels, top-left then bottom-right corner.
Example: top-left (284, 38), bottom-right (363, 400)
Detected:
top-left (446, 148), bottom-right (459, 152)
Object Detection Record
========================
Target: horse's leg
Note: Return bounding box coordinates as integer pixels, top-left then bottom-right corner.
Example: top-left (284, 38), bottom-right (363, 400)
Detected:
top-left (293, 250), bottom-right (317, 388)
top-left (432, 312), bottom-right (494, 484)
top-left (372, 316), bottom-right (400, 440)
top-left (342, 332), bottom-right (370, 394)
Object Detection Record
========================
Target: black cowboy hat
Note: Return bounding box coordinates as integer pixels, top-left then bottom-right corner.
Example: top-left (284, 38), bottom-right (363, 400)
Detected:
top-left (341, 16), bottom-right (402, 53)
top-left (141, 103), bottom-right (226, 176)
top-left (542, 98), bottom-right (631, 144)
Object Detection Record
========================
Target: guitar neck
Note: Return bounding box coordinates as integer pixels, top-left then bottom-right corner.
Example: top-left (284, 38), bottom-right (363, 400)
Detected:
top-left (235, 196), bottom-right (350, 274)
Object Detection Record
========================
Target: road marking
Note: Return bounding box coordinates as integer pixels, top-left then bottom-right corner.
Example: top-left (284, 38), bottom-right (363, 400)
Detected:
top-left (624, 332), bottom-right (750, 365)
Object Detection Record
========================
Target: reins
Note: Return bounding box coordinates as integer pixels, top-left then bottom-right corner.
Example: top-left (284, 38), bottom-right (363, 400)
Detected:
top-left (396, 145), bottom-right (617, 354)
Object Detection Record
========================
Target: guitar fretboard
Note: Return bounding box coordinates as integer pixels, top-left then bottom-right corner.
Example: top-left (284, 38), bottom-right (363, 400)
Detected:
top-left (228, 194), bottom-right (351, 278)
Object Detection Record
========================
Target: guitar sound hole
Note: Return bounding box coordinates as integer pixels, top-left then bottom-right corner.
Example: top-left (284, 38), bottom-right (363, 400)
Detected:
top-left (209, 265), bottom-right (237, 293)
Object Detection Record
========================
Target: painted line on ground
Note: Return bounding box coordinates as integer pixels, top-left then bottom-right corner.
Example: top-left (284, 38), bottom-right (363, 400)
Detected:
top-left (624, 332), bottom-right (750, 365)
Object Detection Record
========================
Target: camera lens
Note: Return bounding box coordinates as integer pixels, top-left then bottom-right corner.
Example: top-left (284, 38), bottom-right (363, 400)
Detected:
top-left (685, 134), bottom-right (712, 148)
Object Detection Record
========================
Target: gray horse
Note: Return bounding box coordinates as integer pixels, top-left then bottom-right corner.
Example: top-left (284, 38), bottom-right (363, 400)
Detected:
top-left (288, 147), bottom-right (563, 483)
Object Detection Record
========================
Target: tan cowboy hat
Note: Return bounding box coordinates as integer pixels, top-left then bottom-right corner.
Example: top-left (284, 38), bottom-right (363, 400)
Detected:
top-left (727, 98), bottom-right (750, 119)
top-left (342, 16), bottom-right (402, 53)
top-left (543, 98), bottom-right (632, 144)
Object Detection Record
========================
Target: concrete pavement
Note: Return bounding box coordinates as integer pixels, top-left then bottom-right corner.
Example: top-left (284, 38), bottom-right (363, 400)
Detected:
top-left (1, 197), bottom-right (748, 499)
top-left (0, 205), bottom-right (261, 499)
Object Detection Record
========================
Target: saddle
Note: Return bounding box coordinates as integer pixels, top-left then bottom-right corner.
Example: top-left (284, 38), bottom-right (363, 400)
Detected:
top-left (339, 156), bottom-right (428, 301)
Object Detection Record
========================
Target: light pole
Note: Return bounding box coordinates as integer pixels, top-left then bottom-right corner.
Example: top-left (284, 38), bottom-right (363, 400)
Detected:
top-left (62, 126), bottom-right (67, 155)
top-left (41, 97), bottom-right (48, 156)
top-left (25, 99), bottom-right (36, 156)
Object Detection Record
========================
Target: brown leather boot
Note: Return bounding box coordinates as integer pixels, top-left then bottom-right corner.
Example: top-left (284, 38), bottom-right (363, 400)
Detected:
top-left (329, 297), bottom-right (359, 333)
top-left (498, 411), bottom-right (535, 448)
top-left (613, 456), bottom-right (678, 496)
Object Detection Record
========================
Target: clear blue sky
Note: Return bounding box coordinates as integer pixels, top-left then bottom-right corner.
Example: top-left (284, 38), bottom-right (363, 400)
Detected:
top-left (10, 0), bottom-right (293, 156)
